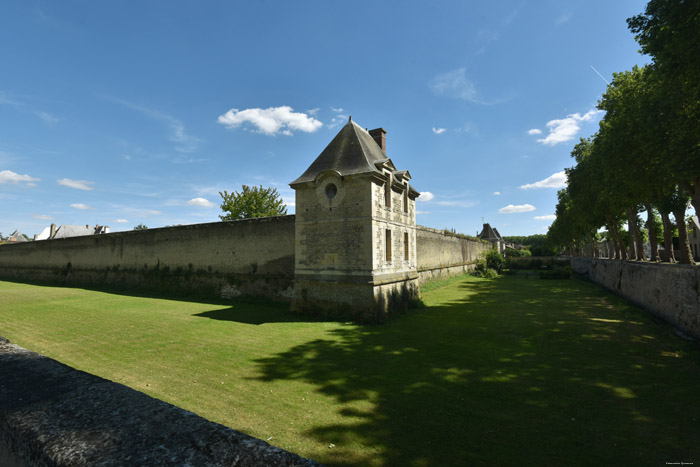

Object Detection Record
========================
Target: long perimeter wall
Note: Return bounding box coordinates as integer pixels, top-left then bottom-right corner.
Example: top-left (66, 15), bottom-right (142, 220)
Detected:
top-left (572, 257), bottom-right (700, 340)
top-left (0, 216), bottom-right (296, 300)
top-left (0, 219), bottom-right (489, 301)
top-left (416, 226), bottom-right (491, 284)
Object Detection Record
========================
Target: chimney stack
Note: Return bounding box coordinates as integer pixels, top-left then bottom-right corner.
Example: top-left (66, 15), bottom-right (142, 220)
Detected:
top-left (369, 128), bottom-right (387, 153)
top-left (50, 223), bottom-right (56, 238)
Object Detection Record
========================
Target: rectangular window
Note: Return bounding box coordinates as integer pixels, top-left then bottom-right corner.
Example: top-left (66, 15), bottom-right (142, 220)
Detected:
top-left (386, 229), bottom-right (392, 262)
top-left (404, 232), bottom-right (409, 261)
top-left (384, 176), bottom-right (391, 208)
top-left (403, 189), bottom-right (408, 213)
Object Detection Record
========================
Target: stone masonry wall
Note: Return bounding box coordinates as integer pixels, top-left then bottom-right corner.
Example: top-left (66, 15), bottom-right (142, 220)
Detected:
top-left (416, 226), bottom-right (492, 283)
top-left (0, 216), bottom-right (296, 300)
top-left (0, 336), bottom-right (319, 466)
top-left (572, 257), bottom-right (700, 339)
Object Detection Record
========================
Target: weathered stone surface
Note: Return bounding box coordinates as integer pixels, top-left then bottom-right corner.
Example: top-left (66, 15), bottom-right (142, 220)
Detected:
top-left (0, 337), bottom-right (320, 466)
top-left (572, 258), bottom-right (700, 340)
top-left (0, 216), bottom-right (296, 301)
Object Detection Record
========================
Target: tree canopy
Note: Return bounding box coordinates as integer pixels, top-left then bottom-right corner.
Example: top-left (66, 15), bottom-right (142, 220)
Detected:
top-left (219, 185), bottom-right (288, 221)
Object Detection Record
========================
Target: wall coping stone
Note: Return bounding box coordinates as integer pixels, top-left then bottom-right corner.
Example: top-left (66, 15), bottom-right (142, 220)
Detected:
top-left (0, 336), bottom-right (320, 466)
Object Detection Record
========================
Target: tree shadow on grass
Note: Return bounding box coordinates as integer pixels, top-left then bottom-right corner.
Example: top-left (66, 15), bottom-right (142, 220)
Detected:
top-left (251, 276), bottom-right (700, 466)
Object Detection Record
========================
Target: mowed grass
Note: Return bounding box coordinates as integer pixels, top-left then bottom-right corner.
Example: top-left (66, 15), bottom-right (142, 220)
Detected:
top-left (1, 276), bottom-right (699, 466)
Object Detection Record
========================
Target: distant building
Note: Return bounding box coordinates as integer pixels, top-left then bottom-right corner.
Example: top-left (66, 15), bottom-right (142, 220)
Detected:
top-left (7, 230), bottom-right (28, 243)
top-left (34, 223), bottom-right (111, 240)
top-left (477, 223), bottom-right (506, 253)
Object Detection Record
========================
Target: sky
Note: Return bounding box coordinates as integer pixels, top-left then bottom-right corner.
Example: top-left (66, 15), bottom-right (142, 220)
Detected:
top-left (0, 0), bottom-right (651, 239)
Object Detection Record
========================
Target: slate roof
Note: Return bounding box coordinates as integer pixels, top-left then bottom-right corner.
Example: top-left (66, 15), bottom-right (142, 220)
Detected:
top-left (478, 223), bottom-right (502, 241)
top-left (290, 119), bottom-right (390, 186)
top-left (53, 225), bottom-right (93, 239)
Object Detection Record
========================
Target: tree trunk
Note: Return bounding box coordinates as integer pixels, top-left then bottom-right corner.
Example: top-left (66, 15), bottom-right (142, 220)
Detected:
top-left (644, 203), bottom-right (660, 261)
top-left (609, 225), bottom-right (627, 260)
top-left (660, 211), bottom-right (676, 262)
top-left (682, 177), bottom-right (700, 219)
top-left (673, 208), bottom-right (695, 265)
top-left (626, 207), bottom-right (639, 260)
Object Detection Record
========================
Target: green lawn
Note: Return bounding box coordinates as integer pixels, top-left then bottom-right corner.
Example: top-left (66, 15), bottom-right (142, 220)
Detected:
top-left (1, 276), bottom-right (699, 466)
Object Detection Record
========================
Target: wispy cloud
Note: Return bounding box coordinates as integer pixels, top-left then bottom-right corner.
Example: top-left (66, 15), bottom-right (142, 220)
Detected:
top-left (536, 109), bottom-right (602, 146)
top-left (70, 203), bottom-right (94, 210)
top-left (105, 96), bottom-right (202, 153)
top-left (186, 197), bottom-right (215, 207)
top-left (437, 200), bottom-right (479, 208)
top-left (535, 214), bottom-right (556, 220)
top-left (36, 111), bottom-right (59, 124)
top-left (499, 204), bottom-right (536, 214)
top-left (555, 12), bottom-right (573, 25)
top-left (520, 171), bottom-right (567, 189)
top-left (114, 219), bottom-right (129, 224)
top-left (331, 107), bottom-right (344, 113)
top-left (430, 68), bottom-right (506, 105)
top-left (57, 178), bottom-right (95, 191)
top-left (0, 170), bottom-right (40, 186)
top-left (528, 128), bottom-right (542, 135)
top-left (494, 191), bottom-right (501, 196)
top-left (432, 127), bottom-right (446, 134)
top-left (32, 214), bottom-right (54, 220)
top-left (218, 106), bottom-right (323, 136)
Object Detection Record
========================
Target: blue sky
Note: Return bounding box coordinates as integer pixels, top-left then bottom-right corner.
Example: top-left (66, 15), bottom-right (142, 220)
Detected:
top-left (0, 1), bottom-right (650, 239)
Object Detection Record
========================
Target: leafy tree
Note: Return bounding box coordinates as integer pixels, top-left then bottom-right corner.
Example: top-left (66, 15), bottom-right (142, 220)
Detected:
top-left (219, 185), bottom-right (287, 221)
top-left (628, 0), bottom-right (700, 217)
top-left (134, 224), bottom-right (148, 230)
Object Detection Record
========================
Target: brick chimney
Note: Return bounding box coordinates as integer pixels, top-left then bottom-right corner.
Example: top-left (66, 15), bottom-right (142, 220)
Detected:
top-left (369, 128), bottom-right (387, 153)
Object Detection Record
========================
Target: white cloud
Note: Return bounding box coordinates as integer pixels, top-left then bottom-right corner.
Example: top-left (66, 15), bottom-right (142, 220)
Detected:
top-left (528, 128), bottom-right (542, 135)
top-left (520, 171), bottom-right (567, 189)
top-left (331, 107), bottom-right (344, 113)
top-left (0, 170), bottom-right (40, 186)
top-left (218, 106), bottom-right (323, 135)
top-left (306, 107), bottom-right (320, 115)
top-left (535, 214), bottom-right (557, 220)
top-left (57, 178), bottom-right (95, 191)
top-left (115, 219), bottom-right (129, 223)
top-left (186, 197), bottom-right (215, 207)
top-left (536, 109), bottom-right (602, 146)
top-left (499, 204), bottom-right (536, 214)
top-left (494, 191), bottom-right (501, 195)
top-left (418, 191), bottom-right (435, 202)
top-left (33, 214), bottom-right (54, 220)
top-left (432, 127), bottom-right (446, 134)
top-left (70, 203), bottom-right (94, 210)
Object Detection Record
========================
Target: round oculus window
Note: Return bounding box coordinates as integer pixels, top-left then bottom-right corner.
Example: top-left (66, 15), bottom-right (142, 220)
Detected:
top-left (325, 183), bottom-right (338, 199)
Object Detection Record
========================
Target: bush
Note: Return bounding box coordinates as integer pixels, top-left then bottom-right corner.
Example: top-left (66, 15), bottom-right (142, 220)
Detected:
top-left (485, 250), bottom-right (505, 273)
top-left (539, 266), bottom-right (572, 280)
top-left (505, 247), bottom-right (531, 258)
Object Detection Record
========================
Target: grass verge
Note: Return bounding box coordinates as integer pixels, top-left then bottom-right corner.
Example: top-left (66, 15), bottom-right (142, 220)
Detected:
top-left (1, 276), bottom-right (699, 466)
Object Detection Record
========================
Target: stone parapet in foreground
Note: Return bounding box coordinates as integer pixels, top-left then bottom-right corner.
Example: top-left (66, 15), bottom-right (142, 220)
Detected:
top-left (0, 337), bottom-right (320, 466)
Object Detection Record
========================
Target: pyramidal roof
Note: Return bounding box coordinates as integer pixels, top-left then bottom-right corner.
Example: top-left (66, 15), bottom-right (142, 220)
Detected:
top-left (290, 118), bottom-right (388, 186)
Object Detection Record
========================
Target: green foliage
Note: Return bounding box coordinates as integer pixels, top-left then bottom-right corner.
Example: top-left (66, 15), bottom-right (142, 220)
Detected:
top-left (133, 224), bottom-right (148, 231)
top-left (504, 247), bottom-right (531, 258)
top-left (485, 249), bottom-right (505, 273)
top-left (219, 185), bottom-right (287, 221)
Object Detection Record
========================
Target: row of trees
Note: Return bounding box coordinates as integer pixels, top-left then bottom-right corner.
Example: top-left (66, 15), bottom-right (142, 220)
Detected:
top-left (548, 0), bottom-right (699, 264)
